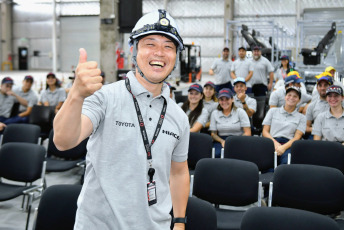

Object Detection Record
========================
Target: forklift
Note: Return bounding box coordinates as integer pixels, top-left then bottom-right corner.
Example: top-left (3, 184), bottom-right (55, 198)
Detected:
top-left (179, 44), bottom-right (202, 84)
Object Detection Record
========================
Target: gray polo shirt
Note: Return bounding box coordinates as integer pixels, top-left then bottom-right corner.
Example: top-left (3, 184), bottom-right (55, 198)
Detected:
top-left (76, 71), bottom-right (189, 230)
top-left (312, 110), bottom-right (344, 142)
top-left (269, 87), bottom-right (311, 109)
top-left (233, 95), bottom-right (257, 116)
top-left (13, 88), bottom-right (38, 112)
top-left (210, 58), bottom-right (232, 85)
top-left (203, 99), bottom-right (218, 114)
top-left (250, 56), bottom-right (274, 86)
top-left (306, 98), bottom-right (329, 122)
top-left (209, 108), bottom-right (250, 136)
top-left (0, 93), bottom-right (16, 118)
top-left (39, 87), bottom-right (66, 106)
top-left (231, 58), bottom-right (254, 87)
top-left (262, 107), bottom-right (306, 140)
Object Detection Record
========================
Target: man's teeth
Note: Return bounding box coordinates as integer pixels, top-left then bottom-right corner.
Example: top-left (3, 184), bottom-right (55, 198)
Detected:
top-left (150, 61), bottom-right (164, 67)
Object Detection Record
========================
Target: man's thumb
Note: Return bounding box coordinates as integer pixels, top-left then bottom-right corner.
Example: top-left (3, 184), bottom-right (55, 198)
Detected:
top-left (79, 48), bottom-right (87, 64)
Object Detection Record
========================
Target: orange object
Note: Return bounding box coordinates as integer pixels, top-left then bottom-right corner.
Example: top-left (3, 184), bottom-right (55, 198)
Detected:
top-left (189, 73), bottom-right (192, 83)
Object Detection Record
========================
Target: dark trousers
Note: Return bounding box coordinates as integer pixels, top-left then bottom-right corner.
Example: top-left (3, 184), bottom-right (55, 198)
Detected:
top-left (215, 81), bottom-right (233, 93)
top-left (213, 135), bottom-right (228, 158)
top-left (274, 137), bottom-right (291, 165)
top-left (252, 84), bottom-right (268, 96)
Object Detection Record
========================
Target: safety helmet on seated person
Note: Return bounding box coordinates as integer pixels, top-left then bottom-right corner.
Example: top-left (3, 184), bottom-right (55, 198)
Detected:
top-left (128, 9), bottom-right (184, 84)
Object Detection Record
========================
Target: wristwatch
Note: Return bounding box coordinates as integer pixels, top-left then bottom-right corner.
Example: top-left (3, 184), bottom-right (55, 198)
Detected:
top-left (242, 101), bottom-right (246, 104)
top-left (173, 217), bottom-right (187, 224)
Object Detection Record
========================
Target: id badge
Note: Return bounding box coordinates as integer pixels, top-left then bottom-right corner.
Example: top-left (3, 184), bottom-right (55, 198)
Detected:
top-left (147, 181), bottom-right (157, 206)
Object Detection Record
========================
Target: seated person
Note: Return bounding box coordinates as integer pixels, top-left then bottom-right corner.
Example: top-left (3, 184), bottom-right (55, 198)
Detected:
top-left (269, 71), bottom-right (311, 113)
top-left (209, 88), bottom-right (251, 158)
top-left (38, 72), bottom-right (66, 113)
top-left (232, 77), bottom-right (256, 118)
top-left (312, 85), bottom-right (344, 144)
top-left (305, 76), bottom-right (332, 136)
top-left (165, 82), bottom-right (176, 100)
top-left (203, 81), bottom-right (218, 114)
top-left (263, 86), bottom-right (306, 164)
top-left (179, 84), bottom-right (209, 132)
top-left (312, 70), bottom-right (343, 101)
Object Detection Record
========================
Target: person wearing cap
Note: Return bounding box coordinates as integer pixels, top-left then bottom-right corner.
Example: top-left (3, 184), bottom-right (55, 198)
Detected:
top-left (325, 66), bottom-right (336, 77)
top-left (230, 46), bottom-right (254, 93)
top-left (3, 75), bottom-right (38, 125)
top-left (312, 71), bottom-right (344, 101)
top-left (180, 83), bottom-right (209, 132)
top-left (53, 10), bottom-right (189, 230)
top-left (250, 46), bottom-right (274, 96)
top-left (313, 85), bottom-right (344, 144)
top-left (305, 76), bottom-right (332, 136)
top-left (232, 77), bottom-right (256, 118)
top-left (209, 88), bottom-right (251, 158)
top-left (263, 86), bottom-right (306, 165)
top-left (274, 55), bottom-right (291, 83)
top-left (209, 47), bottom-right (233, 92)
top-left (65, 71), bottom-right (76, 94)
top-left (269, 71), bottom-right (311, 113)
top-left (203, 81), bottom-right (218, 114)
top-left (166, 82), bottom-right (177, 99)
top-left (38, 72), bottom-right (66, 114)
top-left (0, 77), bottom-right (29, 130)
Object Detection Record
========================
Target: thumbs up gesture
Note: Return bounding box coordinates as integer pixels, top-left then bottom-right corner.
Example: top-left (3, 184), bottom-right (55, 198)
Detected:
top-left (72, 48), bottom-right (103, 99)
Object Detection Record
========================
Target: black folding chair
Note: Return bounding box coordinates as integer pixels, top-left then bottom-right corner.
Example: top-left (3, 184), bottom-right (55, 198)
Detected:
top-left (0, 123), bottom-right (41, 146)
top-left (241, 206), bottom-right (340, 230)
top-left (0, 143), bottom-right (46, 230)
top-left (29, 105), bottom-right (55, 141)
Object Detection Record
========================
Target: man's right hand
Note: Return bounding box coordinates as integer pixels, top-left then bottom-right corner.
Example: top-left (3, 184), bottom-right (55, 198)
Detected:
top-left (72, 48), bottom-right (103, 99)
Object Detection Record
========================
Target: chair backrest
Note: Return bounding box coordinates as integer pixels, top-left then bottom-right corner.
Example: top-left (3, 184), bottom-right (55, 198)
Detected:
top-left (291, 140), bottom-right (344, 173)
top-left (35, 184), bottom-right (82, 230)
top-left (185, 197), bottom-right (217, 230)
top-left (241, 207), bottom-right (340, 230)
top-left (48, 129), bottom-right (88, 159)
top-left (252, 96), bottom-right (266, 129)
top-left (271, 164), bottom-right (344, 215)
top-left (1, 123), bottom-right (41, 145)
top-left (29, 105), bottom-right (55, 133)
top-left (175, 95), bottom-right (188, 104)
top-left (188, 132), bottom-right (212, 170)
top-left (193, 158), bottom-right (259, 206)
top-left (9, 102), bottom-right (20, 117)
top-left (0, 143), bottom-right (46, 182)
top-left (224, 136), bottom-right (274, 171)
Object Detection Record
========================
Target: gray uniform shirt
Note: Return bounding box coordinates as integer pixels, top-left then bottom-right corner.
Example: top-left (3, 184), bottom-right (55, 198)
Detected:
top-left (0, 93), bottom-right (15, 118)
top-left (13, 88), bottom-right (38, 112)
top-left (39, 87), bottom-right (66, 106)
top-left (231, 58), bottom-right (254, 87)
top-left (269, 87), bottom-right (311, 109)
top-left (211, 58), bottom-right (232, 85)
top-left (233, 95), bottom-right (257, 116)
top-left (262, 107), bottom-right (307, 140)
top-left (250, 56), bottom-right (274, 86)
top-left (312, 109), bottom-right (344, 142)
top-left (306, 98), bottom-right (329, 122)
top-left (209, 108), bottom-right (250, 136)
top-left (178, 103), bottom-right (209, 128)
top-left (76, 71), bottom-right (189, 230)
top-left (203, 100), bottom-right (218, 114)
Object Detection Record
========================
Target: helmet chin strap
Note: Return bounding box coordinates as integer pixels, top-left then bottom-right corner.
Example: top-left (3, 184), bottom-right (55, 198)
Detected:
top-left (131, 40), bottom-right (178, 85)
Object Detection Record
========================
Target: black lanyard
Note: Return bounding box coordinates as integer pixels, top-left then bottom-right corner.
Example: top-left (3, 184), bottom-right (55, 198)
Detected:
top-left (125, 78), bottom-right (167, 181)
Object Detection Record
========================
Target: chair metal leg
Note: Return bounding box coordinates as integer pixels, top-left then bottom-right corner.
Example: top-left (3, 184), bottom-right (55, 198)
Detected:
top-left (21, 182), bottom-right (28, 210)
top-left (25, 192), bottom-right (34, 230)
top-left (189, 175), bottom-right (194, 197)
top-left (268, 182), bottom-right (273, 207)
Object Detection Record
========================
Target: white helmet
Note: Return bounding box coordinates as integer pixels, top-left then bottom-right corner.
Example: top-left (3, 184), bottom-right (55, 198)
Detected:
top-left (128, 9), bottom-right (184, 51)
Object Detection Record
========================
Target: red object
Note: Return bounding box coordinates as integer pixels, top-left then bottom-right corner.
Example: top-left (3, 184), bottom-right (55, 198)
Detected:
top-left (116, 48), bottom-right (124, 69)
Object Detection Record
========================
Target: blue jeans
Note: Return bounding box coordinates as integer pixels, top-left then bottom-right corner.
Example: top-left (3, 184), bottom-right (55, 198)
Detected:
top-left (215, 81), bottom-right (233, 93)
top-left (3, 116), bottom-right (29, 124)
top-left (213, 135), bottom-right (228, 158)
top-left (274, 137), bottom-right (291, 165)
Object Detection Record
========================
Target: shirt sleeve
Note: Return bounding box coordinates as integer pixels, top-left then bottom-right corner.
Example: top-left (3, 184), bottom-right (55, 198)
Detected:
top-left (267, 60), bottom-right (274, 73)
top-left (82, 88), bottom-right (107, 134)
top-left (58, 88), bottom-right (67, 102)
top-left (238, 108), bottom-right (251, 128)
top-left (28, 93), bottom-right (38, 107)
top-left (39, 90), bottom-right (46, 103)
top-left (196, 108), bottom-right (209, 127)
top-left (248, 61), bottom-right (254, 71)
top-left (247, 97), bottom-right (257, 112)
top-left (269, 91), bottom-right (278, 106)
top-left (262, 108), bottom-right (274, 126)
top-left (210, 60), bottom-right (217, 70)
top-left (296, 114), bottom-right (307, 134)
top-left (305, 102), bottom-right (315, 121)
top-left (171, 115), bottom-right (190, 162)
top-left (208, 111), bottom-right (217, 131)
top-left (312, 113), bottom-right (324, 137)
top-left (231, 61), bottom-right (236, 72)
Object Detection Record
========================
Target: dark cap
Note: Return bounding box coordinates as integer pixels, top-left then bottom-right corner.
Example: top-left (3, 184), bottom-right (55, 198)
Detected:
top-left (317, 76), bottom-right (333, 86)
top-left (286, 86), bottom-right (301, 98)
top-left (223, 47), bottom-right (230, 52)
top-left (280, 55), bottom-right (289, 61)
top-left (100, 71), bottom-right (105, 78)
top-left (24, 75), bottom-right (34, 82)
top-left (253, 46), bottom-right (261, 50)
top-left (1, 77), bottom-right (14, 85)
top-left (218, 88), bottom-right (234, 99)
top-left (188, 83), bottom-right (203, 93)
top-left (233, 77), bottom-right (246, 85)
top-left (238, 46), bottom-right (246, 51)
top-left (47, 72), bottom-right (56, 78)
top-left (166, 82), bottom-right (176, 90)
top-left (326, 85), bottom-right (343, 96)
top-left (204, 81), bottom-right (215, 89)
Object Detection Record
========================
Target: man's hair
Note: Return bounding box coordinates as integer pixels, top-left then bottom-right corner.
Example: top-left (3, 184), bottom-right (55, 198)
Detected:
top-left (223, 47), bottom-right (230, 52)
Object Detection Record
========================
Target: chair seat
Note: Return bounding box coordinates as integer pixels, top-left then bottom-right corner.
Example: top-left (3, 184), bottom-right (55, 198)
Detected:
top-left (46, 158), bottom-right (83, 172)
top-left (259, 172), bottom-right (273, 187)
top-left (216, 208), bottom-right (246, 230)
top-left (0, 183), bottom-right (35, 201)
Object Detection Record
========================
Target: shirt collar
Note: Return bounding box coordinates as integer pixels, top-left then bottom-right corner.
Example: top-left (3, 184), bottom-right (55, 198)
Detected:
top-left (279, 106), bottom-right (298, 115)
top-left (126, 71), bottom-right (169, 103)
top-left (325, 109), bottom-right (344, 118)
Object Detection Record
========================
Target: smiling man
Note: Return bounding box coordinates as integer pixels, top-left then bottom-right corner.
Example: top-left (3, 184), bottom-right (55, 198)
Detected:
top-left (53, 10), bottom-right (190, 230)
